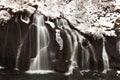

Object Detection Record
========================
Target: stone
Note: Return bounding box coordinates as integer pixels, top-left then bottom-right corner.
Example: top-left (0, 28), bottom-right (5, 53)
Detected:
top-left (54, 60), bottom-right (68, 73)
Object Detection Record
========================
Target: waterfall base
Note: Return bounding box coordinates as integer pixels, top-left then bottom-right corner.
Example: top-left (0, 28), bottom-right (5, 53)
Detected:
top-left (26, 70), bottom-right (54, 74)
top-left (0, 66), bottom-right (4, 69)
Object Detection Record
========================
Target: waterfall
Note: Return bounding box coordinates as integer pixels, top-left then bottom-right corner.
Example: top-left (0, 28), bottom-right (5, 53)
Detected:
top-left (57, 18), bottom-right (92, 75)
top-left (81, 43), bottom-right (90, 72)
top-left (67, 31), bottom-right (79, 75)
top-left (102, 37), bottom-right (110, 73)
top-left (87, 42), bottom-right (97, 71)
top-left (56, 19), bottom-right (78, 75)
top-left (117, 38), bottom-right (120, 54)
top-left (29, 13), bottom-right (51, 72)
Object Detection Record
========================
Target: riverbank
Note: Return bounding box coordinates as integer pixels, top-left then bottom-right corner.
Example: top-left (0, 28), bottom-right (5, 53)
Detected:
top-left (0, 69), bottom-right (120, 80)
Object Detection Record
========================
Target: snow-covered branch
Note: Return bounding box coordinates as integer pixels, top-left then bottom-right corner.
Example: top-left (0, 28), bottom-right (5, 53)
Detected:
top-left (0, 0), bottom-right (120, 37)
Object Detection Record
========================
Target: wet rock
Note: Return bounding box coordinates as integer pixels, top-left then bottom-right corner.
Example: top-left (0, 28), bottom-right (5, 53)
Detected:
top-left (114, 17), bottom-right (120, 37)
top-left (0, 13), bottom-right (37, 71)
top-left (17, 14), bottom-right (37, 71)
top-left (54, 60), bottom-right (69, 73)
top-left (83, 34), bottom-right (104, 71)
top-left (53, 48), bottom-right (70, 73)
top-left (0, 26), bottom-right (7, 66)
top-left (107, 70), bottom-right (117, 77)
top-left (50, 25), bottom-right (70, 73)
top-left (0, 10), bottom-right (11, 26)
top-left (83, 71), bottom-right (98, 77)
top-left (105, 36), bottom-right (120, 70)
top-left (0, 68), bottom-right (24, 75)
top-left (28, 24), bottom-right (37, 58)
top-left (100, 70), bottom-right (118, 80)
top-left (45, 22), bottom-right (56, 70)
top-left (82, 39), bottom-right (89, 47)
top-left (1, 18), bottom-right (20, 69)
top-left (77, 42), bottom-right (83, 70)
top-left (72, 67), bottom-right (82, 77)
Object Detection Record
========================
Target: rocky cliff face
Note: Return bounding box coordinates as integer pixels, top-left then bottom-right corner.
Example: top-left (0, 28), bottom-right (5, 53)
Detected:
top-left (0, 0), bottom-right (120, 75)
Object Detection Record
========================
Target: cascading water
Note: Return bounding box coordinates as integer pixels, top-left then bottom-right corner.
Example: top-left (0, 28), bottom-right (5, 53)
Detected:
top-left (13, 15), bottom-right (22, 70)
top-left (117, 38), bottom-right (120, 55)
top-left (67, 31), bottom-right (79, 75)
top-left (77, 33), bottom-right (90, 72)
top-left (57, 19), bottom-right (99, 74)
top-left (56, 19), bottom-right (78, 74)
top-left (29, 13), bottom-right (51, 72)
top-left (102, 37), bottom-right (110, 73)
top-left (57, 19), bottom-right (89, 75)
top-left (55, 29), bottom-right (63, 51)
